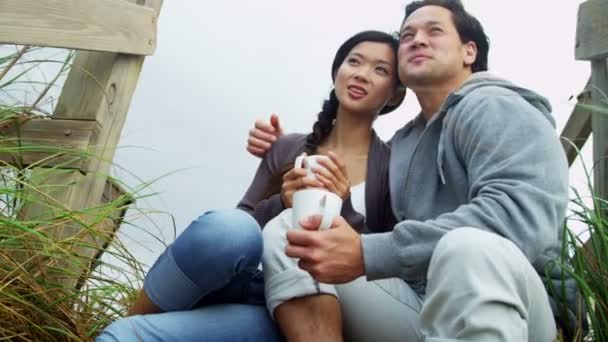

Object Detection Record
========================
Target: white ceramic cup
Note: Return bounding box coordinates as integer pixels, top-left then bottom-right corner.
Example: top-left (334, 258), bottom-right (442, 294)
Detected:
top-left (294, 154), bottom-right (331, 181)
top-left (292, 188), bottom-right (343, 230)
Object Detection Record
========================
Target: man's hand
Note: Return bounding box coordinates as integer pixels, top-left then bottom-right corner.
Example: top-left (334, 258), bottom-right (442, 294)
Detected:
top-left (285, 215), bottom-right (365, 284)
top-left (247, 113), bottom-right (284, 158)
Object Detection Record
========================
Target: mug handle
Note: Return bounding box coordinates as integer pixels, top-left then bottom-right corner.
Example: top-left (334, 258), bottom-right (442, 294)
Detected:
top-left (294, 154), bottom-right (306, 169)
top-left (318, 194), bottom-right (334, 230)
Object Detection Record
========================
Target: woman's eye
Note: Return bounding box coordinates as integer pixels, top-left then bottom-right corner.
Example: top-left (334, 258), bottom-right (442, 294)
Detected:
top-left (376, 66), bottom-right (389, 75)
top-left (347, 58), bottom-right (360, 65)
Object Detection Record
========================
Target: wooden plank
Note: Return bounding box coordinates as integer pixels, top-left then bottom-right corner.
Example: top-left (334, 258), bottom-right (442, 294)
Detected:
top-left (48, 0), bottom-right (163, 214)
top-left (75, 179), bottom-right (133, 290)
top-left (54, 52), bottom-right (123, 122)
top-left (32, 40), bottom-right (155, 213)
top-left (561, 79), bottom-right (593, 166)
top-left (591, 59), bottom-right (608, 208)
top-left (124, 0), bottom-right (164, 15)
top-left (0, 119), bottom-right (99, 170)
top-left (53, 0), bottom-right (163, 121)
top-left (0, 0), bottom-right (158, 55)
top-left (575, 0), bottom-right (608, 60)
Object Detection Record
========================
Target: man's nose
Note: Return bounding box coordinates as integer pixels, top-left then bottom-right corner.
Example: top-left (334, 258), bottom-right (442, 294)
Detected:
top-left (411, 31), bottom-right (429, 48)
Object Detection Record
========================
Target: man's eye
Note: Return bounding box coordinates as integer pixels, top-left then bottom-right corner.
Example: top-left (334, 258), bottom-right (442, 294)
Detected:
top-left (401, 32), bottom-right (413, 41)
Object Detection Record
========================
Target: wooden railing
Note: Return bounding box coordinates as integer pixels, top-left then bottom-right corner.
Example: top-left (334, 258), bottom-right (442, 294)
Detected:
top-left (0, 0), bottom-right (163, 287)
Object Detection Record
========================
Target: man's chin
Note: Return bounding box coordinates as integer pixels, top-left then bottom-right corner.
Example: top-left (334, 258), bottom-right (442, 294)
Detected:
top-left (403, 72), bottom-right (435, 87)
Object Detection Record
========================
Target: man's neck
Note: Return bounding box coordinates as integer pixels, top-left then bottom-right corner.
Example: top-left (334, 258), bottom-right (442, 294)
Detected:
top-left (413, 71), bottom-right (472, 121)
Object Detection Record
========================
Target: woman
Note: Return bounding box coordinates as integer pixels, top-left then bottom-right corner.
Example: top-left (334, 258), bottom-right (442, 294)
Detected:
top-left (259, 32), bottom-right (425, 342)
top-left (97, 30), bottom-right (404, 342)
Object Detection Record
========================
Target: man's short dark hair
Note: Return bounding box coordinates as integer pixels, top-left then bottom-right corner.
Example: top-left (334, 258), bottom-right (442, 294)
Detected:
top-left (404, 0), bottom-right (490, 73)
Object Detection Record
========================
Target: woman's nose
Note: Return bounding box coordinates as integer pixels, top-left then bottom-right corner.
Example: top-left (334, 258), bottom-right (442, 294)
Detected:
top-left (353, 68), bottom-right (370, 83)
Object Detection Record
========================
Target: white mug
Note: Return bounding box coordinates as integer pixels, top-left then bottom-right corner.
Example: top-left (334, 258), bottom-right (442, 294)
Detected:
top-left (294, 154), bottom-right (330, 181)
top-left (292, 188), bottom-right (343, 230)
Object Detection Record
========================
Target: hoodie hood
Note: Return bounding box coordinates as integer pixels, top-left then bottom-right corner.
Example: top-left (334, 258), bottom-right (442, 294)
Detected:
top-left (435, 72), bottom-right (555, 184)
top-left (441, 71), bottom-right (554, 127)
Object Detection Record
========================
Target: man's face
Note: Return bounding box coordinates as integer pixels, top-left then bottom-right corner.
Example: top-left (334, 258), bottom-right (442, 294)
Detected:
top-left (397, 5), bottom-right (476, 88)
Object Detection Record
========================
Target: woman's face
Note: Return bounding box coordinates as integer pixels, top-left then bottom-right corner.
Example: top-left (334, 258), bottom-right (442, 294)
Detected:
top-left (334, 41), bottom-right (399, 117)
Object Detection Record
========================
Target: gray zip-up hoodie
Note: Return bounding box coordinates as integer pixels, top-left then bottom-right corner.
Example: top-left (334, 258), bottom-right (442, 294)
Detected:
top-left (361, 72), bottom-right (580, 330)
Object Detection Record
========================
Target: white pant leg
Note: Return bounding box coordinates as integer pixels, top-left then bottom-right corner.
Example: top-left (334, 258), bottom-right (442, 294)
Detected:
top-left (421, 227), bottom-right (557, 342)
top-left (263, 210), bottom-right (424, 341)
top-left (262, 209), bottom-right (338, 318)
top-left (336, 277), bottom-right (423, 342)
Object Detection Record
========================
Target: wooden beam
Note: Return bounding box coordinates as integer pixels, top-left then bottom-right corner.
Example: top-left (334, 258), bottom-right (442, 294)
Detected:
top-left (53, 52), bottom-right (123, 122)
top-left (561, 79), bottom-right (593, 166)
top-left (124, 0), bottom-right (164, 16)
top-left (0, 119), bottom-right (99, 170)
top-left (47, 0), bottom-right (163, 210)
top-left (35, 54), bottom-right (147, 208)
top-left (74, 179), bottom-right (133, 290)
top-left (53, 0), bottom-right (163, 121)
top-left (591, 59), bottom-right (608, 208)
top-left (575, 0), bottom-right (608, 60)
top-left (0, 0), bottom-right (158, 55)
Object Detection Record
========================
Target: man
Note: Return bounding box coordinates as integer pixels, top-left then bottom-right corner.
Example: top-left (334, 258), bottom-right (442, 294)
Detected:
top-left (248, 0), bottom-right (581, 341)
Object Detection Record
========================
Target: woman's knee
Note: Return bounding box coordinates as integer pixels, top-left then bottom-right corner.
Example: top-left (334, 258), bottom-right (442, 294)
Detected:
top-left (173, 209), bottom-right (263, 260)
top-left (167, 209), bottom-right (263, 280)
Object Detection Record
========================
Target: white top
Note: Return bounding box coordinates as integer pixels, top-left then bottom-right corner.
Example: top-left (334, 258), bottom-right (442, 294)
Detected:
top-left (350, 182), bottom-right (366, 218)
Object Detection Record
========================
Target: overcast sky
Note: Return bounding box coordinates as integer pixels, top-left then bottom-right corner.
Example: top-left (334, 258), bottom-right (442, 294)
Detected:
top-left (109, 0), bottom-right (590, 270)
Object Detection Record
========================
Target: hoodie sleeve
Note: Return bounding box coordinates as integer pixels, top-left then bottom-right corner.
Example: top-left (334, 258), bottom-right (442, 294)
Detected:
top-left (361, 89), bottom-right (569, 281)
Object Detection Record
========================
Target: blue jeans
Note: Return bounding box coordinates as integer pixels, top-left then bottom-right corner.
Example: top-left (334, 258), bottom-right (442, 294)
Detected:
top-left (97, 209), bottom-right (283, 342)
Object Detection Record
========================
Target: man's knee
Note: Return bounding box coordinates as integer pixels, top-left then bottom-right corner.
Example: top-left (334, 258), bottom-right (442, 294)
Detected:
top-left (430, 227), bottom-right (523, 272)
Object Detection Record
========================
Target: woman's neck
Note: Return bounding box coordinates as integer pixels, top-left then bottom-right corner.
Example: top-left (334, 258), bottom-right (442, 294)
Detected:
top-left (320, 109), bottom-right (374, 157)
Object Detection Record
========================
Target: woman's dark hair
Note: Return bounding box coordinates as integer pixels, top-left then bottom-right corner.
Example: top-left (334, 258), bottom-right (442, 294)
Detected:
top-left (403, 0), bottom-right (490, 73)
top-left (304, 30), bottom-right (402, 155)
top-left (263, 30), bottom-right (402, 199)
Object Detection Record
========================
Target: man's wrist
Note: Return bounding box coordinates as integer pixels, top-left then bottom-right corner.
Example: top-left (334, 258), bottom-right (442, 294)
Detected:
top-left (356, 235), bottom-right (366, 277)
top-left (360, 232), bottom-right (402, 281)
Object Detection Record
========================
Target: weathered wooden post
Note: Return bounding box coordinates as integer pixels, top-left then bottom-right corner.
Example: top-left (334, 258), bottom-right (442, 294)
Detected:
top-left (574, 0), bottom-right (608, 212)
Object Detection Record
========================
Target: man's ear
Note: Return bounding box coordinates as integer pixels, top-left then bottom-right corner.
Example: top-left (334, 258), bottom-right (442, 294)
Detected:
top-left (387, 86), bottom-right (407, 107)
top-left (463, 41), bottom-right (477, 67)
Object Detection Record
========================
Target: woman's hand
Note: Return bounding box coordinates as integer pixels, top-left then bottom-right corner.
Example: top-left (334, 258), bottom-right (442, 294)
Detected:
top-left (281, 158), bottom-right (324, 208)
top-left (313, 152), bottom-right (351, 200)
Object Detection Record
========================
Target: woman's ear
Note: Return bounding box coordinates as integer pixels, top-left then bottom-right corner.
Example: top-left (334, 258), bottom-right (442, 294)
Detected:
top-left (387, 86), bottom-right (407, 107)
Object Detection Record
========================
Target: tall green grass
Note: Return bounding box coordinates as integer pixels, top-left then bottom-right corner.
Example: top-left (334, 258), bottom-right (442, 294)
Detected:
top-left (557, 100), bottom-right (608, 341)
top-left (0, 46), bottom-right (156, 341)
top-left (565, 190), bottom-right (608, 341)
